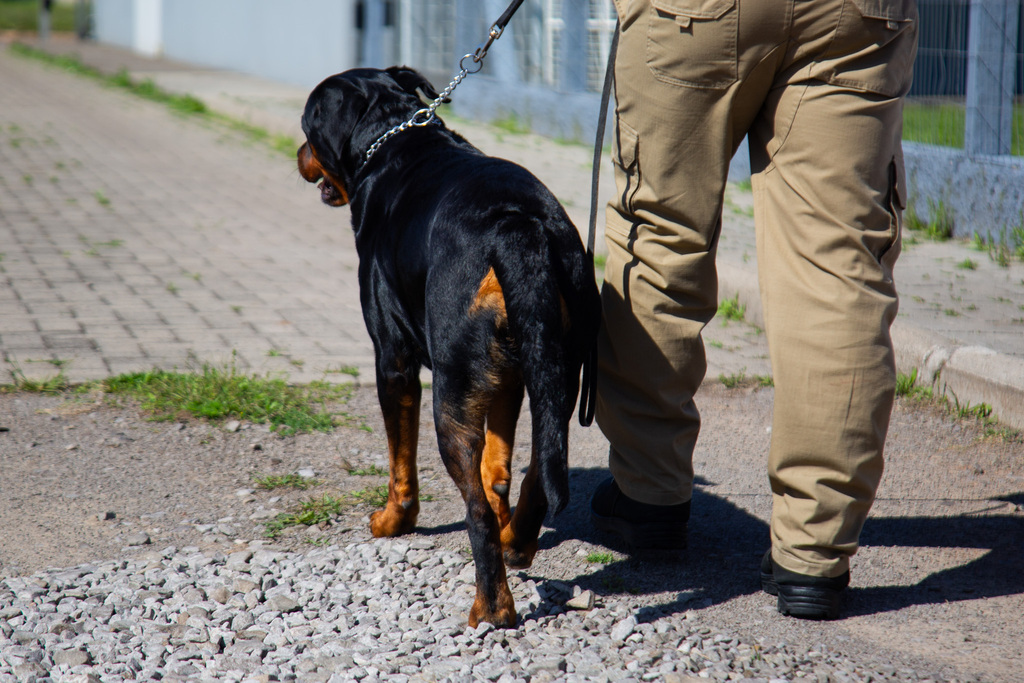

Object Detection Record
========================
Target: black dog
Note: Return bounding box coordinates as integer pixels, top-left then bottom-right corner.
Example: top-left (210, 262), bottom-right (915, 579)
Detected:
top-left (297, 67), bottom-right (600, 627)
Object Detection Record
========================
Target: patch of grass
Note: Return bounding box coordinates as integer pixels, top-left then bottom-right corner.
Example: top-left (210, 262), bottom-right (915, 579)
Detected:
top-left (733, 178), bottom-right (752, 192)
top-left (955, 258), bottom-right (977, 270)
top-left (718, 371), bottom-right (773, 390)
top-left (351, 484), bottom-right (389, 508)
top-left (491, 112), bottom-right (530, 136)
top-left (348, 465), bottom-right (388, 477)
top-left (717, 294), bottom-right (746, 323)
top-left (0, 0), bottom-right (76, 31)
top-left (2, 360), bottom-right (68, 394)
top-left (984, 425), bottom-right (1024, 444)
top-left (708, 339), bottom-right (725, 350)
top-left (943, 308), bottom-right (961, 317)
top-left (593, 253), bottom-right (607, 270)
top-left (585, 552), bottom-right (615, 564)
top-left (907, 199), bottom-right (954, 241)
top-left (253, 473), bottom-right (319, 491)
top-left (94, 190), bottom-right (110, 207)
top-left (165, 282), bottom-right (178, 294)
top-left (895, 368), bottom-right (933, 401)
top-left (9, 44), bottom-right (299, 158)
top-left (263, 494), bottom-right (347, 539)
top-left (719, 371), bottom-right (747, 389)
top-left (103, 357), bottom-right (354, 435)
top-left (950, 395), bottom-right (995, 425)
top-left (324, 365), bottom-right (360, 378)
top-left (902, 102), bottom-right (967, 150)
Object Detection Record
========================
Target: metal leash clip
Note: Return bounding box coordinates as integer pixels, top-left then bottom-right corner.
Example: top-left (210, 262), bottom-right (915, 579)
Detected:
top-left (362, 0), bottom-right (525, 168)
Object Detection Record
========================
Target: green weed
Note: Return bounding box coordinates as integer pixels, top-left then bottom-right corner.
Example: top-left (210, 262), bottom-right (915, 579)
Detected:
top-left (103, 358), bottom-right (354, 435)
top-left (351, 484), bottom-right (389, 508)
top-left (955, 258), bottom-right (977, 270)
top-left (720, 371), bottom-right (746, 389)
top-left (324, 365), bottom-right (360, 378)
top-left (895, 368), bottom-right (933, 401)
top-left (253, 473), bottom-right (319, 491)
top-left (348, 465), bottom-right (388, 477)
top-left (585, 552), bottom-right (615, 564)
top-left (263, 494), bottom-right (347, 539)
top-left (2, 360), bottom-right (68, 394)
top-left (492, 112), bottom-right (530, 135)
top-left (717, 294), bottom-right (746, 323)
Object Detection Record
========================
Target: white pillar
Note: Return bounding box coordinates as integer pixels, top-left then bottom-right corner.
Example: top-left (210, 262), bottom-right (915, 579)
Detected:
top-left (133, 0), bottom-right (163, 57)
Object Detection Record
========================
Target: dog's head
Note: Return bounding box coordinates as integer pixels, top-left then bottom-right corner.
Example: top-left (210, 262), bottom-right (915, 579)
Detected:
top-left (297, 66), bottom-right (443, 207)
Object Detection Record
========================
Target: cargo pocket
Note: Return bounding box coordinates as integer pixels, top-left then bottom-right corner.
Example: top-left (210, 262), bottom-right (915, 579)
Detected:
top-left (879, 148), bottom-right (906, 261)
top-left (646, 0), bottom-right (737, 89)
top-left (820, 0), bottom-right (917, 97)
top-left (609, 117), bottom-right (641, 235)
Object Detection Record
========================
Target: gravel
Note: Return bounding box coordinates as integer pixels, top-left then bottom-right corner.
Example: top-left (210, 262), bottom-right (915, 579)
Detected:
top-left (1, 537), bottom-right (961, 682)
top-left (3, 387), bottom-right (1020, 682)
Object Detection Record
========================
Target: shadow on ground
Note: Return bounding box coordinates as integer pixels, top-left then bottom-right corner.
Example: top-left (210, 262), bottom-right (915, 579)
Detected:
top-left (496, 467), bottom-right (1024, 622)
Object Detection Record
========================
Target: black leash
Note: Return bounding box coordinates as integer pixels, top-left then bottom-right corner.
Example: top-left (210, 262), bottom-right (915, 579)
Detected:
top-left (577, 21), bottom-right (619, 428)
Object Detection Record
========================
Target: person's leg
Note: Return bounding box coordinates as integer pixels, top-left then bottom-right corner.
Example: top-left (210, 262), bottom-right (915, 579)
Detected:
top-left (750, 0), bottom-right (918, 588)
top-left (594, 0), bottom-right (785, 542)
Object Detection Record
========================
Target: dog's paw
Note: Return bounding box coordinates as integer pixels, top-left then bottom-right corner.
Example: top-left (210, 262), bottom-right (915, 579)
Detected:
top-left (369, 503), bottom-right (418, 537)
top-left (468, 589), bottom-right (518, 629)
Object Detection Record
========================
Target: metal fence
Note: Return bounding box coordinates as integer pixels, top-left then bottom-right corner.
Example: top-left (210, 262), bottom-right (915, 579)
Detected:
top-left (376, 0), bottom-right (1024, 238)
top-left (388, 0), bottom-right (1023, 158)
top-left (908, 0), bottom-right (1023, 155)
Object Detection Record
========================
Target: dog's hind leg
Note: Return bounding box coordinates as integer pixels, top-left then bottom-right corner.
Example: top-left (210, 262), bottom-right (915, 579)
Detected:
top-left (481, 371), bottom-right (524, 532)
top-left (369, 361), bottom-right (422, 538)
top-left (500, 440), bottom-right (549, 570)
top-left (434, 378), bottom-right (517, 628)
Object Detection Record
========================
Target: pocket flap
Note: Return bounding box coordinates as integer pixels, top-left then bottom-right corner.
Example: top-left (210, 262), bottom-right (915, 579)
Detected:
top-left (651, 0), bottom-right (735, 21)
top-left (851, 0), bottom-right (915, 22)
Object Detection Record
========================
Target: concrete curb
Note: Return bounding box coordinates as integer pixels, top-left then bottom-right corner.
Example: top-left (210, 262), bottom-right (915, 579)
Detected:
top-left (721, 266), bottom-right (1024, 431)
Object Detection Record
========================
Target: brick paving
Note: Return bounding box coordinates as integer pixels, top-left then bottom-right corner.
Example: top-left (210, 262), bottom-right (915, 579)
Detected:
top-left (0, 49), bottom-right (373, 384)
top-left (3, 39), bottom-right (1024, 430)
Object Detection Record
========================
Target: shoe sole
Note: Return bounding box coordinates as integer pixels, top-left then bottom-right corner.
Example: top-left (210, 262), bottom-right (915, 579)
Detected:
top-left (590, 509), bottom-right (687, 550)
top-left (775, 587), bottom-right (841, 620)
top-left (762, 563), bottom-right (841, 620)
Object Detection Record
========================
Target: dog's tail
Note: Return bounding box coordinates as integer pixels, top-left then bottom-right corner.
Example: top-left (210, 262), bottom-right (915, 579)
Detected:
top-left (493, 219), bottom-right (599, 517)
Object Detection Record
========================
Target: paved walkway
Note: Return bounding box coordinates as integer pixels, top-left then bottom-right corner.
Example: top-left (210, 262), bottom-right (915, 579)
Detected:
top-left (2, 36), bottom-right (1024, 428)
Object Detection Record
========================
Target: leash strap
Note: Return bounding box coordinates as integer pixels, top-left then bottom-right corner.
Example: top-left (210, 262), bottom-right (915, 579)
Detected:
top-left (495, 0), bottom-right (527, 33)
top-left (578, 20), bottom-right (619, 428)
top-left (586, 22), bottom-right (618, 258)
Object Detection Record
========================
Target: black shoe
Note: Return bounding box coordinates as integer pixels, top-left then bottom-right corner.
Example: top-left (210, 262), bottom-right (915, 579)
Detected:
top-left (590, 477), bottom-right (689, 549)
top-left (760, 550), bottom-right (849, 620)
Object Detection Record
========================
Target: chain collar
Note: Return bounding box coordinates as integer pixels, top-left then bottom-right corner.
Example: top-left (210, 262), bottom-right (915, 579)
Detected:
top-left (361, 50), bottom-right (489, 168)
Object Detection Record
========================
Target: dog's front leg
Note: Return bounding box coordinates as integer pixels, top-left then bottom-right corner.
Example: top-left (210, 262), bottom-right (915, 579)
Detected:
top-left (370, 368), bottom-right (422, 538)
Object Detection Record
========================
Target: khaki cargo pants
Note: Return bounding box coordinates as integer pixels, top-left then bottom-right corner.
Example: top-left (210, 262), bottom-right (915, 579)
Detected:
top-left (596, 0), bottom-right (918, 577)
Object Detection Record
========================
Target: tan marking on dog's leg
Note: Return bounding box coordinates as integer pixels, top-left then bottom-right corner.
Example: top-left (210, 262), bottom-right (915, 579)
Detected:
top-left (501, 443), bottom-right (545, 569)
top-left (370, 386), bottom-right (421, 537)
top-left (469, 268), bottom-right (508, 324)
top-left (481, 377), bottom-right (523, 531)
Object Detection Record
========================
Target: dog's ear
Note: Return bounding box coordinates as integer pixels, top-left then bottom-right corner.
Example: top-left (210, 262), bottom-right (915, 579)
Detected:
top-left (385, 66), bottom-right (449, 104)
